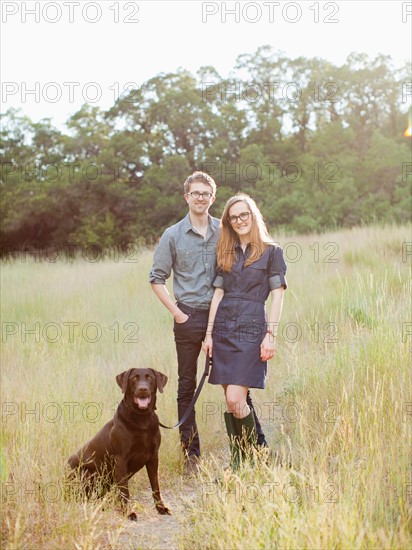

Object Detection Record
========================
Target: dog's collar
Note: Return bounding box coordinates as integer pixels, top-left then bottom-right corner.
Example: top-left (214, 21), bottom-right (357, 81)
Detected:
top-left (117, 400), bottom-right (154, 426)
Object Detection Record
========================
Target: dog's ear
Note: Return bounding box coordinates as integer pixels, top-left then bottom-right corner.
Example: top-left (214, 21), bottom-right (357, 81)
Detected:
top-left (151, 369), bottom-right (168, 393)
top-left (116, 369), bottom-right (133, 394)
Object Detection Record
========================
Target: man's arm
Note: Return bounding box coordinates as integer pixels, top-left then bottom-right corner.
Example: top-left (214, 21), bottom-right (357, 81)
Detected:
top-left (149, 230), bottom-right (188, 323)
top-left (151, 283), bottom-right (188, 324)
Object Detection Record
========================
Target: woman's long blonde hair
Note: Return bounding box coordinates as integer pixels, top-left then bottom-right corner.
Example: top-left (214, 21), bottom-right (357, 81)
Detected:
top-left (217, 193), bottom-right (274, 272)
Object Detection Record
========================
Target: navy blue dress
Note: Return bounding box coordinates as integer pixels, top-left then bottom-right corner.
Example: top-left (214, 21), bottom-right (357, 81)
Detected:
top-left (208, 243), bottom-right (287, 389)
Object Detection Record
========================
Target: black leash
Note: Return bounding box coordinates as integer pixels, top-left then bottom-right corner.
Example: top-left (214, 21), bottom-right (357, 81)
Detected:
top-left (159, 355), bottom-right (212, 430)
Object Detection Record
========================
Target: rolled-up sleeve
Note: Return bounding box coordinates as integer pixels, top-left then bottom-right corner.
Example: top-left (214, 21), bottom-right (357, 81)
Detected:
top-left (149, 229), bottom-right (175, 285)
top-left (212, 268), bottom-right (225, 289)
top-left (268, 246), bottom-right (287, 290)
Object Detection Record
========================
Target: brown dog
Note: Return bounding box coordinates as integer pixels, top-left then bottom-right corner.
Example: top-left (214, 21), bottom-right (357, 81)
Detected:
top-left (67, 368), bottom-right (170, 519)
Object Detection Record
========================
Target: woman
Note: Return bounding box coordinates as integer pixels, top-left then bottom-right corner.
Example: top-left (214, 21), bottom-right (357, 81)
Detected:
top-left (202, 193), bottom-right (287, 469)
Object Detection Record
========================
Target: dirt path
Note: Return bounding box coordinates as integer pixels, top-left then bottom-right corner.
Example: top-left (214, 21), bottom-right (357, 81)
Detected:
top-left (113, 478), bottom-right (200, 550)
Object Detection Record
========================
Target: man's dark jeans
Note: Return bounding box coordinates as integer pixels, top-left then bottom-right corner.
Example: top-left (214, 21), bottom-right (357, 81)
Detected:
top-left (173, 302), bottom-right (266, 458)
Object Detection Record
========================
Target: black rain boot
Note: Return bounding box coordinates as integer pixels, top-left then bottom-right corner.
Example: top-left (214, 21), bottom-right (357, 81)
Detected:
top-left (233, 410), bottom-right (257, 464)
top-left (224, 411), bottom-right (241, 471)
top-left (246, 390), bottom-right (268, 448)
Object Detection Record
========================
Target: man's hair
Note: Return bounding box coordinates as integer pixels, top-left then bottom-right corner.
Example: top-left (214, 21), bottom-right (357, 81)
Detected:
top-left (183, 171), bottom-right (217, 195)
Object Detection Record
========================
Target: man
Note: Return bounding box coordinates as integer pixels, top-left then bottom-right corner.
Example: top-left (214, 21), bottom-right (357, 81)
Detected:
top-left (149, 171), bottom-right (267, 475)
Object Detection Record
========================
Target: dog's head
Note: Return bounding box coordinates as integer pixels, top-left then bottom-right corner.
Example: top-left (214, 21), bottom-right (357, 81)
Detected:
top-left (115, 368), bottom-right (168, 412)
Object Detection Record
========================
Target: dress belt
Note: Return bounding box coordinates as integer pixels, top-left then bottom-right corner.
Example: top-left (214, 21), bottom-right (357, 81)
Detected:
top-left (223, 294), bottom-right (265, 304)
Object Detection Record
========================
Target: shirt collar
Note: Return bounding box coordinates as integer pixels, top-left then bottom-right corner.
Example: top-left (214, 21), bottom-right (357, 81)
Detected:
top-left (234, 241), bottom-right (251, 250)
top-left (183, 212), bottom-right (218, 234)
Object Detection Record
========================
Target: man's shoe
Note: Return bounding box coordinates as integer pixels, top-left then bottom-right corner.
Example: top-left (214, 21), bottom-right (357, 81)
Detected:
top-left (183, 455), bottom-right (200, 477)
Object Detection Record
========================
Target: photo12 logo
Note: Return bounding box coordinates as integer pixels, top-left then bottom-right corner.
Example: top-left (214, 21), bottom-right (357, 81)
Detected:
top-left (201, 80), bottom-right (340, 104)
top-left (1, 400), bottom-right (122, 424)
top-left (402, 3), bottom-right (412, 23)
top-left (201, 1), bottom-right (340, 24)
top-left (1, 2), bottom-right (140, 24)
top-left (1, 321), bottom-right (140, 344)
top-left (202, 480), bottom-right (339, 504)
top-left (1, 81), bottom-right (141, 106)
top-left (0, 241), bottom-right (140, 264)
top-left (201, 160), bottom-right (340, 185)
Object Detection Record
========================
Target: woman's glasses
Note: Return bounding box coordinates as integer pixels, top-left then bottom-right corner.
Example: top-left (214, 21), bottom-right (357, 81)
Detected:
top-left (228, 211), bottom-right (251, 225)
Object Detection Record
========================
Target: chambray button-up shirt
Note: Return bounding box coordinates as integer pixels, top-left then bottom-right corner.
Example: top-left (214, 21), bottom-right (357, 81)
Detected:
top-left (149, 213), bottom-right (220, 309)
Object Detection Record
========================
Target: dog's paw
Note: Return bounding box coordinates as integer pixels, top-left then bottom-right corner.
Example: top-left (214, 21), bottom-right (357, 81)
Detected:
top-left (127, 512), bottom-right (137, 521)
top-left (156, 504), bottom-right (171, 515)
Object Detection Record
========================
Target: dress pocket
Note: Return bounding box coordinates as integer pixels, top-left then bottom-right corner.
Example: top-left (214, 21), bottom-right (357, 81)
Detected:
top-left (237, 314), bottom-right (265, 343)
top-left (247, 256), bottom-right (268, 280)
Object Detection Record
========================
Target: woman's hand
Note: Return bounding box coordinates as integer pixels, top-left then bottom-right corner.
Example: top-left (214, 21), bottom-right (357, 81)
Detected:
top-left (202, 334), bottom-right (213, 357)
top-left (260, 333), bottom-right (276, 362)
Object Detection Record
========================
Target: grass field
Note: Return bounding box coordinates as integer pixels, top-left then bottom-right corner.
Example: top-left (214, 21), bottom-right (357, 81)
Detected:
top-left (1, 225), bottom-right (411, 549)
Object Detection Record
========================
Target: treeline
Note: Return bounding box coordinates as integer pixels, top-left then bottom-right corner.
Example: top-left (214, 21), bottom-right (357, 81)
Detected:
top-left (1, 46), bottom-right (411, 251)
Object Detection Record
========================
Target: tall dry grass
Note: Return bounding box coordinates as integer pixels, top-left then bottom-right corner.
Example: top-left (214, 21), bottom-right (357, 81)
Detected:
top-left (1, 224), bottom-right (411, 549)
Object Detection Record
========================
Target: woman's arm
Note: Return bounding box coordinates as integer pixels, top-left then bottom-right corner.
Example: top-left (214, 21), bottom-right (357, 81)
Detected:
top-left (202, 287), bottom-right (225, 357)
top-left (260, 287), bottom-right (284, 361)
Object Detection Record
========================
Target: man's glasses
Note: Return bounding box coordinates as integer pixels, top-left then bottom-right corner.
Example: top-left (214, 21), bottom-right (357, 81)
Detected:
top-left (228, 211), bottom-right (251, 224)
top-left (186, 191), bottom-right (214, 200)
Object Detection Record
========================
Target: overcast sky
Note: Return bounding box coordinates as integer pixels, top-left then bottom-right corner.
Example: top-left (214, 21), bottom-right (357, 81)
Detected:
top-left (1, 0), bottom-right (411, 129)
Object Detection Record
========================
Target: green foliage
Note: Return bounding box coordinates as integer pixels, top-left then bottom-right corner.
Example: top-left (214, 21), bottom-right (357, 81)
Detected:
top-left (1, 49), bottom-right (410, 251)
